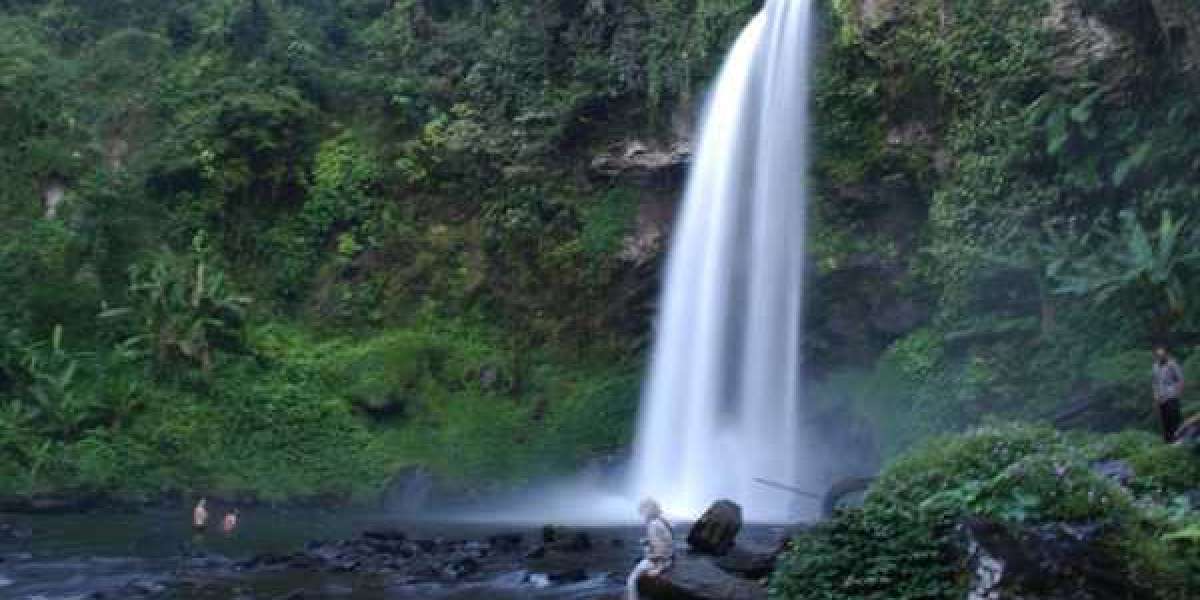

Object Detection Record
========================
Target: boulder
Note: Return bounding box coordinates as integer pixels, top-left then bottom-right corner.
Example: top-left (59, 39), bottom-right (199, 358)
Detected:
top-left (1090, 459), bottom-right (1135, 486)
top-left (687, 500), bottom-right (743, 556)
top-left (551, 531), bottom-right (592, 553)
top-left (821, 477), bottom-right (875, 518)
top-left (713, 542), bottom-right (779, 579)
top-left (959, 517), bottom-right (1142, 599)
top-left (590, 140), bottom-right (690, 180)
top-left (638, 555), bottom-right (767, 600)
top-left (1043, 0), bottom-right (1136, 84)
top-left (858, 0), bottom-right (902, 34)
top-left (1150, 0), bottom-right (1200, 76)
top-left (0, 522), bottom-right (32, 540)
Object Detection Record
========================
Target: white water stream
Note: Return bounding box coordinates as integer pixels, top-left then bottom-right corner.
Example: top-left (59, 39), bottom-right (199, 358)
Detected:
top-left (629, 0), bottom-right (814, 522)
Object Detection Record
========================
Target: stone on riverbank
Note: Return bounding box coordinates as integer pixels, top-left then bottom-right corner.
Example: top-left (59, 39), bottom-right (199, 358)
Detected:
top-left (638, 555), bottom-right (767, 600)
top-left (687, 500), bottom-right (742, 556)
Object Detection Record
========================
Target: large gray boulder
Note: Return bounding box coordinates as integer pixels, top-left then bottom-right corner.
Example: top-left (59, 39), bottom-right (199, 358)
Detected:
top-left (639, 555), bottom-right (767, 600)
top-left (687, 500), bottom-right (743, 556)
top-left (959, 517), bottom-right (1143, 599)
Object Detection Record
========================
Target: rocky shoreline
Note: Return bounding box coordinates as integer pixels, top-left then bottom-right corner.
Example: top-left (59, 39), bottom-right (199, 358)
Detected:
top-left (0, 500), bottom-right (795, 600)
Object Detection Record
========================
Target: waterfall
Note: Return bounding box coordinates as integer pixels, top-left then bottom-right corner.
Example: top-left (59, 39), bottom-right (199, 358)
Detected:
top-left (629, 0), bottom-right (814, 523)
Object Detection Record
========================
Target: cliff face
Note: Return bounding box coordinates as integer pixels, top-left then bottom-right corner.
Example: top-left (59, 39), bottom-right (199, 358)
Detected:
top-left (1150, 0), bottom-right (1200, 74)
top-left (803, 0), bottom-right (1199, 369)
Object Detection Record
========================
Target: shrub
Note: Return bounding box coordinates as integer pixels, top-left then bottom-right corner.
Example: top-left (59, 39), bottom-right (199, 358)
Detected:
top-left (772, 423), bottom-right (1199, 600)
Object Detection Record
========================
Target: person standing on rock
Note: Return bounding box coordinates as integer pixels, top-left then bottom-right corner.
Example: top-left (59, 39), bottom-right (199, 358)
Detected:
top-left (1152, 344), bottom-right (1185, 442)
top-left (627, 498), bottom-right (674, 600)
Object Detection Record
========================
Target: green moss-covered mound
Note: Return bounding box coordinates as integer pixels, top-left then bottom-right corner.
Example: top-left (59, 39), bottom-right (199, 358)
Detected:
top-left (771, 423), bottom-right (1200, 599)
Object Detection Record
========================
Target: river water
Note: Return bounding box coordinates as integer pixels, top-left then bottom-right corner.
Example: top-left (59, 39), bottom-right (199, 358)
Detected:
top-left (0, 510), bottom-right (652, 600)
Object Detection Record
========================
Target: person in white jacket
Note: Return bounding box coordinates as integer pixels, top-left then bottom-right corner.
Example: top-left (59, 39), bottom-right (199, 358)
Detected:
top-left (627, 498), bottom-right (674, 600)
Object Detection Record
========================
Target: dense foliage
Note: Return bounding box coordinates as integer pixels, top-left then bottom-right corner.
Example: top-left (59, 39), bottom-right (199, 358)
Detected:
top-left (772, 423), bottom-right (1200, 599)
top-left (0, 0), bottom-right (756, 502)
top-left (806, 0), bottom-right (1200, 456)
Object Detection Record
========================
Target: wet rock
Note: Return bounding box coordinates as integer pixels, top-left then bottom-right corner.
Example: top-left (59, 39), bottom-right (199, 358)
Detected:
top-left (1043, 0), bottom-right (1136, 83)
top-left (548, 531), bottom-right (593, 553)
top-left (362, 528), bottom-right (407, 542)
top-left (1090, 459), bottom-right (1135, 486)
top-left (688, 500), bottom-right (743, 556)
top-left (237, 552), bottom-right (293, 570)
top-left (524, 545), bottom-right (547, 560)
top-left (365, 538), bottom-right (408, 555)
top-left (322, 583), bottom-right (354, 596)
top-left (441, 556), bottom-right (479, 579)
top-left (183, 553), bottom-right (234, 570)
top-left (591, 140), bottom-right (690, 180)
top-left (1150, 0), bottom-right (1200, 76)
top-left (461, 540), bottom-right (491, 558)
top-left (822, 477), bottom-right (875, 517)
top-left (638, 555), bottom-right (767, 600)
top-left (959, 517), bottom-right (1142, 599)
top-left (132, 579), bottom-right (167, 595)
top-left (547, 567), bottom-right (588, 584)
top-left (488, 532), bottom-right (523, 552)
top-left (0, 493), bottom-right (99, 514)
top-left (0, 522), bottom-right (32, 540)
top-left (714, 542), bottom-right (779, 579)
top-left (527, 572), bottom-right (552, 588)
top-left (858, 0), bottom-right (901, 34)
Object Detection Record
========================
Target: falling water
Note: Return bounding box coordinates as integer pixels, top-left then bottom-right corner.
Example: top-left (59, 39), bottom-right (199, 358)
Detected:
top-left (630, 0), bottom-right (814, 523)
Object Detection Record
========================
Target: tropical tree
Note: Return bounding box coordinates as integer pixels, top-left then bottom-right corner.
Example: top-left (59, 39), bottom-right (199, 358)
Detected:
top-left (1048, 210), bottom-right (1200, 339)
top-left (101, 234), bottom-right (251, 373)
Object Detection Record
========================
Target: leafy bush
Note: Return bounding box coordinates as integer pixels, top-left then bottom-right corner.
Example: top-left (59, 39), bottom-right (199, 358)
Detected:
top-left (100, 234), bottom-right (251, 373)
top-left (772, 423), bottom-right (1200, 599)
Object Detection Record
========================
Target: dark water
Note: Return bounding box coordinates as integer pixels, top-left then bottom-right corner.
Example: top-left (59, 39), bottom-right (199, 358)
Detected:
top-left (0, 510), bottom-right (649, 600)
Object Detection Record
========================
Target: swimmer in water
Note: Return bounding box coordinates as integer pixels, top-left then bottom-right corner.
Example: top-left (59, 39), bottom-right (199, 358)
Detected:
top-left (193, 498), bottom-right (209, 531)
top-left (222, 509), bottom-right (239, 534)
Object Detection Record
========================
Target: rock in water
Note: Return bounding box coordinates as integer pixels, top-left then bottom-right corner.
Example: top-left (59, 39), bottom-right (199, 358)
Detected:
top-left (714, 542), bottom-right (779, 579)
top-left (639, 555), bottom-right (766, 600)
top-left (688, 500), bottom-right (743, 556)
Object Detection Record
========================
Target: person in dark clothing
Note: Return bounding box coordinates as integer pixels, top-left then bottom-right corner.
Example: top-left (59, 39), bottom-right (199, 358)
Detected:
top-left (1152, 345), bottom-right (1185, 442)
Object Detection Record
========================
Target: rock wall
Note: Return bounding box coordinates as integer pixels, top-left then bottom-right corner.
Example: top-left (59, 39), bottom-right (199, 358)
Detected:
top-left (1150, 0), bottom-right (1200, 75)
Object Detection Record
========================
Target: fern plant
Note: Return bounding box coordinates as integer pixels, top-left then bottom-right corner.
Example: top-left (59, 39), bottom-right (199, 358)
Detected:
top-left (1048, 210), bottom-right (1200, 338)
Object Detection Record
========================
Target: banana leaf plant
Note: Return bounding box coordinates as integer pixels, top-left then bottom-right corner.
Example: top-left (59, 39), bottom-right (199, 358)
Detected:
top-left (1048, 210), bottom-right (1200, 339)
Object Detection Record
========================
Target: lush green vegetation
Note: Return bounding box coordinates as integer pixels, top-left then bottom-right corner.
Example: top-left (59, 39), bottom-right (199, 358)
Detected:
top-left (772, 0), bottom-right (1200, 595)
top-left (3, 0), bottom-right (1199, 596)
top-left (0, 0), bottom-right (756, 503)
top-left (772, 423), bottom-right (1200, 599)
top-left (806, 0), bottom-right (1200, 456)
